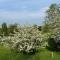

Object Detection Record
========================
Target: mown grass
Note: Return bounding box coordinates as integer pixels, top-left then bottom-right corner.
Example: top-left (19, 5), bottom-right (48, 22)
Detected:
top-left (0, 46), bottom-right (60, 60)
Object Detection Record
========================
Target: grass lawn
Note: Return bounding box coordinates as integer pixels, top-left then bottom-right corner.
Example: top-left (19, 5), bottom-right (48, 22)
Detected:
top-left (0, 46), bottom-right (60, 60)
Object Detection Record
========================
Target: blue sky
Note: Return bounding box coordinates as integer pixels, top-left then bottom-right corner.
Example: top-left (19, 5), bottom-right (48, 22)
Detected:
top-left (0, 0), bottom-right (60, 25)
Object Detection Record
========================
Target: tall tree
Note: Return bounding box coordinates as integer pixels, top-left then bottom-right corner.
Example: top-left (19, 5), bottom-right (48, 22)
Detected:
top-left (45, 4), bottom-right (60, 50)
top-left (2, 22), bottom-right (8, 36)
top-left (45, 4), bottom-right (60, 31)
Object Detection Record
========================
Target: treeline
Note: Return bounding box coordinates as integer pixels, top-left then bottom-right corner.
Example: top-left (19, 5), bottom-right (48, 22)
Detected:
top-left (0, 23), bottom-right (19, 36)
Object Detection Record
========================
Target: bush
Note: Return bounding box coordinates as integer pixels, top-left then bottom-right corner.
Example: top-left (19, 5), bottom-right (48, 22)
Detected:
top-left (48, 33), bottom-right (60, 51)
top-left (11, 26), bottom-right (43, 54)
top-left (48, 37), bottom-right (57, 50)
top-left (0, 25), bottom-right (45, 54)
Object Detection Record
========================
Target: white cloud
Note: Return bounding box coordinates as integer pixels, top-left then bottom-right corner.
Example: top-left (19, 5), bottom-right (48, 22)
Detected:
top-left (0, 6), bottom-right (49, 20)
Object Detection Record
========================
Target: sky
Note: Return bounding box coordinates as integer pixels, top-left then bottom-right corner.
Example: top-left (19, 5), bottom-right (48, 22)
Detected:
top-left (0, 0), bottom-right (60, 25)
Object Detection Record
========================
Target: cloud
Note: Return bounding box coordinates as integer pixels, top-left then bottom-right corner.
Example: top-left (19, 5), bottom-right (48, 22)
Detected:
top-left (0, 6), bottom-right (48, 21)
top-left (0, 0), bottom-right (50, 25)
top-left (0, 0), bottom-right (49, 25)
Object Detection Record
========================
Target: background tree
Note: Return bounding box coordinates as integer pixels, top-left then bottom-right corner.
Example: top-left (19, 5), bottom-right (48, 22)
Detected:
top-left (2, 22), bottom-right (8, 36)
top-left (9, 24), bottom-right (18, 34)
top-left (42, 23), bottom-right (51, 33)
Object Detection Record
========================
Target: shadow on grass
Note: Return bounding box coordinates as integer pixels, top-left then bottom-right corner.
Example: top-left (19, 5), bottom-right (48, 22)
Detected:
top-left (9, 50), bottom-right (40, 60)
top-left (46, 46), bottom-right (57, 52)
